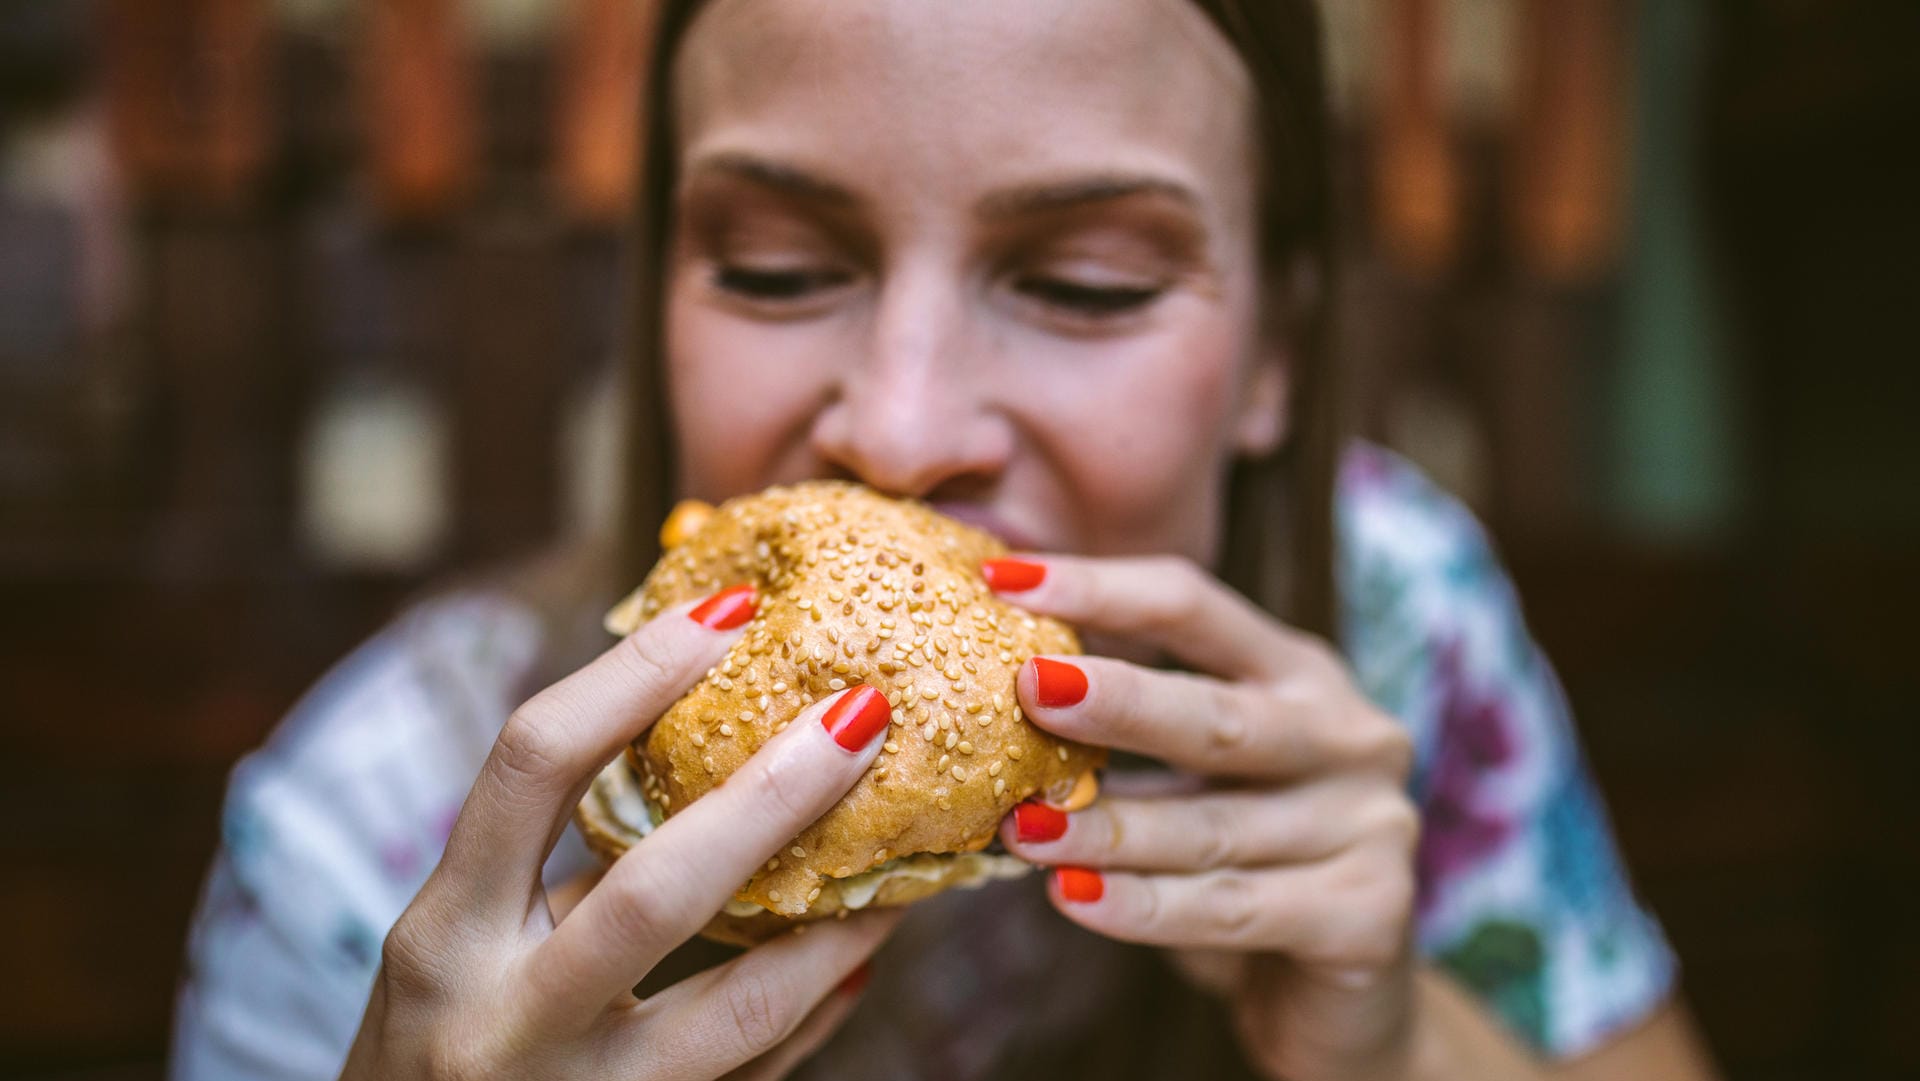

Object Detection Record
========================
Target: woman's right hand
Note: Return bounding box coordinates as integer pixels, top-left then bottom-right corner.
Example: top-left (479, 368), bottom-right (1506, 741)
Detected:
top-left (338, 585), bottom-right (900, 1081)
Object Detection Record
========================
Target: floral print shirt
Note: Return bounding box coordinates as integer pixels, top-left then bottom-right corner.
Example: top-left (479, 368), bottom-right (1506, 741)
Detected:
top-left (169, 445), bottom-right (1674, 1079)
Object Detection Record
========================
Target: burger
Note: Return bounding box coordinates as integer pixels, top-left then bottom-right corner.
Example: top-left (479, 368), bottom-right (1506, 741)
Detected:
top-left (575, 481), bottom-right (1105, 945)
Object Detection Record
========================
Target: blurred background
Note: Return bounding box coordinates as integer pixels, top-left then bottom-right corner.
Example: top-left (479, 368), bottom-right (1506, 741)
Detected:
top-left (1, 0), bottom-right (1916, 1078)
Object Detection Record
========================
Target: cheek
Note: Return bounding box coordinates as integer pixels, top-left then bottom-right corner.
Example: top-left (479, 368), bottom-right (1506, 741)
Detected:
top-left (1015, 307), bottom-right (1247, 559)
top-left (663, 285), bottom-right (836, 495)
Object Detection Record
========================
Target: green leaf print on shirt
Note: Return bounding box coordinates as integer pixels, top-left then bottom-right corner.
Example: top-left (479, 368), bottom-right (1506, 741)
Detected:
top-left (1437, 919), bottom-right (1548, 1047)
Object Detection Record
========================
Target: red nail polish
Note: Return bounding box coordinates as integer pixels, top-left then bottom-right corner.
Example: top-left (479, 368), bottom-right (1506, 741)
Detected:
top-left (688, 584), bottom-right (756, 630)
top-left (1031, 657), bottom-right (1088, 708)
top-left (981, 557), bottom-right (1046, 592)
top-left (837, 961), bottom-right (872, 997)
top-left (1014, 800), bottom-right (1068, 843)
top-left (1054, 867), bottom-right (1104, 903)
top-left (821, 685), bottom-right (890, 751)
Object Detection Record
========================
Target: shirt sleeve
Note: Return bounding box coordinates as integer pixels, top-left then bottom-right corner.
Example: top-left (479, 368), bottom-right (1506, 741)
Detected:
top-left (169, 595), bottom-right (548, 1081)
top-left (1339, 446), bottom-right (1677, 1058)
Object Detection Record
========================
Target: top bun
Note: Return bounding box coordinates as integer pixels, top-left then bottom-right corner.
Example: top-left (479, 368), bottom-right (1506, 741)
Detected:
top-left (578, 482), bottom-right (1103, 942)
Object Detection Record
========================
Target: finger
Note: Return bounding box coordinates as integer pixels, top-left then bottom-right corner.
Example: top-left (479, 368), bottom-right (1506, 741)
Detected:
top-left (1045, 848), bottom-right (1413, 965)
top-left (724, 985), bottom-right (859, 1081)
top-left (1001, 781), bottom-right (1393, 872)
top-left (544, 868), bottom-right (606, 925)
top-left (1017, 655), bottom-right (1346, 779)
top-left (983, 554), bottom-right (1325, 681)
top-left (440, 588), bottom-right (757, 911)
top-left (528, 684), bottom-right (893, 1023)
top-left (611, 909), bottom-right (899, 1080)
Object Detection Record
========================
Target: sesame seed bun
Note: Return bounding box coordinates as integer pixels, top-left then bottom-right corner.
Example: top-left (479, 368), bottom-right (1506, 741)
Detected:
top-left (575, 481), bottom-right (1103, 945)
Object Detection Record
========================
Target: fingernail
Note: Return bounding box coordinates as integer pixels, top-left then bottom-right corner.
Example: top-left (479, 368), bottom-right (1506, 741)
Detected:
top-left (981, 557), bottom-right (1046, 593)
top-left (1014, 800), bottom-right (1068, 843)
top-left (837, 961), bottom-right (872, 996)
top-left (821, 685), bottom-right (890, 751)
top-left (1053, 867), bottom-right (1104, 903)
top-left (688, 584), bottom-right (756, 630)
top-left (1030, 657), bottom-right (1088, 708)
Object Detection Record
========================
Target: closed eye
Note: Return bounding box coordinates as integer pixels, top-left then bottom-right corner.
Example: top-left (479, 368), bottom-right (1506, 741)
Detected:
top-left (713, 264), bottom-right (853, 301)
top-left (1014, 276), bottom-right (1163, 316)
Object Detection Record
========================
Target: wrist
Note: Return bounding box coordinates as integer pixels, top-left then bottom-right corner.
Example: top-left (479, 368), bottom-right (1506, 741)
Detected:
top-left (1407, 966), bottom-right (1544, 1081)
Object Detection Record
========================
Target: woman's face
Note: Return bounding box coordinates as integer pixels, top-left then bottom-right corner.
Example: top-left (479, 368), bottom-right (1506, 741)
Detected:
top-left (664, 0), bottom-right (1287, 565)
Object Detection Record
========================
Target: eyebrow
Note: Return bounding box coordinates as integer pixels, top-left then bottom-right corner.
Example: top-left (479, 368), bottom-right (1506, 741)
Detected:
top-left (686, 152), bottom-right (864, 207)
top-left (686, 152), bottom-right (1200, 220)
top-left (974, 174), bottom-right (1202, 219)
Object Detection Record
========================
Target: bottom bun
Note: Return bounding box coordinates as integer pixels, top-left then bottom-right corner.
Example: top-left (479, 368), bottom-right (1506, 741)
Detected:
top-left (575, 753), bottom-right (1029, 945)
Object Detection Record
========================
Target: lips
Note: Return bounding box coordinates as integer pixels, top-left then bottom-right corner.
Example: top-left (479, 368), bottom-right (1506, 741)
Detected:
top-left (930, 502), bottom-right (1045, 552)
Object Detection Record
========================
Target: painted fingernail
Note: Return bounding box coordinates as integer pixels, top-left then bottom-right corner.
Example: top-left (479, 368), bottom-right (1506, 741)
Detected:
top-left (821, 685), bottom-right (890, 751)
top-left (688, 583), bottom-right (756, 630)
top-left (1014, 800), bottom-right (1068, 843)
top-left (981, 557), bottom-right (1046, 592)
top-left (1053, 867), bottom-right (1104, 903)
top-left (837, 961), bottom-right (872, 997)
top-left (1031, 657), bottom-right (1088, 708)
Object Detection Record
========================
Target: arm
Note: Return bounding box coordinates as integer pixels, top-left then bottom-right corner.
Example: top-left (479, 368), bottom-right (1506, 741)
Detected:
top-left (1414, 977), bottom-right (1718, 1080)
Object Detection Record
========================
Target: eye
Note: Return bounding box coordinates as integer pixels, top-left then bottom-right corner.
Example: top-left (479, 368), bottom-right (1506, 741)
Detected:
top-left (713, 264), bottom-right (853, 301)
top-left (1014, 275), bottom-right (1163, 317)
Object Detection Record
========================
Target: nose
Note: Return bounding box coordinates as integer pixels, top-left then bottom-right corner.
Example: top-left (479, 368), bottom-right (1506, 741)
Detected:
top-left (809, 267), bottom-right (1011, 499)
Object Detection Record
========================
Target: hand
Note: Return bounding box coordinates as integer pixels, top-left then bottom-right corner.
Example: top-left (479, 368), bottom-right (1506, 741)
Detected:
top-left (340, 586), bottom-right (900, 1081)
top-left (987, 556), bottom-right (1421, 1081)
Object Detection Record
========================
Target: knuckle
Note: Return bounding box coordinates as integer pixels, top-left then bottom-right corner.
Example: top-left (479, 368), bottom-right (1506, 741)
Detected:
top-left (379, 912), bottom-right (452, 1002)
top-left (745, 745), bottom-right (820, 827)
top-left (1191, 801), bottom-right (1241, 870)
top-left (618, 620), bottom-right (693, 692)
top-left (1202, 872), bottom-right (1263, 941)
top-left (722, 969), bottom-right (796, 1058)
top-left (491, 703), bottom-right (575, 797)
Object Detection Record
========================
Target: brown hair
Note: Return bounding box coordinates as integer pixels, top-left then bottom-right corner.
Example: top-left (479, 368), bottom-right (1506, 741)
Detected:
top-left (617, 0), bottom-right (1341, 641)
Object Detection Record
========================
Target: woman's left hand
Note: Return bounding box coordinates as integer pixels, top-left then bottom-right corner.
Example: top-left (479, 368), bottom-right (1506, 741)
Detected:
top-left (987, 555), bottom-right (1421, 1081)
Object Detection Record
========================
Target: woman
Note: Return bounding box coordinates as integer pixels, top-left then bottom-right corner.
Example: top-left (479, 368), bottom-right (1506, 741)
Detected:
top-left (173, 1), bottom-right (1721, 1078)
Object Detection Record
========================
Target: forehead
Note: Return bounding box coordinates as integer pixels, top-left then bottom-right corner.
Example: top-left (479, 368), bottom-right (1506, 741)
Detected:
top-left (672, 0), bottom-right (1256, 213)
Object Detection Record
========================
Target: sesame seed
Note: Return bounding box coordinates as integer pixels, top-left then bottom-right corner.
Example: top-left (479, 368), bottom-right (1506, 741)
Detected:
top-left (891, 709), bottom-right (906, 726)
top-left (921, 688), bottom-right (939, 700)
top-left (703, 755), bottom-right (716, 771)
top-left (772, 681), bottom-right (788, 693)
top-left (988, 760), bottom-right (1002, 776)
top-left (958, 741), bottom-right (975, 755)
top-left (691, 731), bottom-right (706, 748)
top-left (874, 849), bottom-right (889, 863)
top-left (769, 889), bottom-right (784, 903)
top-left (719, 724), bottom-right (734, 736)
top-left (768, 858), bottom-right (780, 871)
top-left (883, 741), bottom-right (900, 754)
top-left (796, 597), bottom-right (812, 610)
top-left (951, 765), bottom-right (968, 781)
top-left (836, 866), bottom-right (852, 877)
top-left (1058, 746), bottom-right (1069, 761)
top-left (808, 887), bottom-right (822, 902)
top-left (832, 661), bottom-right (851, 674)
top-left (921, 722), bottom-right (939, 741)
top-left (938, 797), bottom-right (953, 811)
top-left (993, 777), bottom-right (1006, 797)
top-left (945, 732), bottom-right (958, 750)
top-left (828, 677), bottom-right (847, 690)
top-left (738, 709), bottom-right (755, 722)
top-left (938, 754), bottom-right (951, 771)
top-left (790, 846), bottom-right (807, 858)
top-left (1007, 745), bottom-right (1024, 760)
top-left (992, 693), bottom-right (1004, 712)
top-left (966, 701), bottom-right (984, 714)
